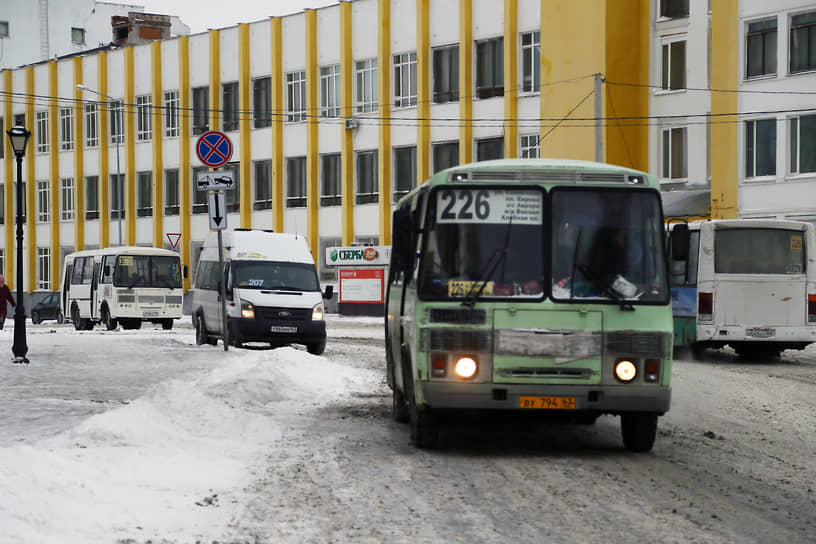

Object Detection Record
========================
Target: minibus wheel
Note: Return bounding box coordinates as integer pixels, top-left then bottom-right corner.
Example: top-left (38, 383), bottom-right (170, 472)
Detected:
top-left (307, 339), bottom-right (326, 355)
top-left (621, 413), bottom-right (657, 452)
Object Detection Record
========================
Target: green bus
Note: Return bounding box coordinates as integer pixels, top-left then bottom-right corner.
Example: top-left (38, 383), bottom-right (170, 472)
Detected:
top-left (385, 159), bottom-right (672, 452)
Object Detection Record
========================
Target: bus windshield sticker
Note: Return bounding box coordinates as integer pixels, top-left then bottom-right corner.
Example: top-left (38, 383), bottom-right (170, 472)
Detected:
top-left (119, 256), bottom-right (133, 266)
top-left (436, 189), bottom-right (542, 225)
top-left (448, 280), bottom-right (494, 297)
top-left (791, 235), bottom-right (802, 251)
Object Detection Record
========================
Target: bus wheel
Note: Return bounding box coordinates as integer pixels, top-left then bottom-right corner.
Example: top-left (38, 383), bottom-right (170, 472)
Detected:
top-left (405, 363), bottom-right (438, 448)
top-left (161, 319), bottom-right (173, 330)
top-left (392, 386), bottom-right (409, 424)
top-left (621, 413), bottom-right (658, 452)
top-left (101, 306), bottom-right (117, 331)
top-left (72, 306), bottom-right (83, 331)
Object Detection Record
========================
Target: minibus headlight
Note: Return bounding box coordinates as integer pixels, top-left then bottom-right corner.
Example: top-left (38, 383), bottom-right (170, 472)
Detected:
top-left (312, 302), bottom-right (324, 321)
top-left (614, 359), bottom-right (637, 382)
top-left (454, 356), bottom-right (478, 379)
top-left (241, 301), bottom-right (255, 319)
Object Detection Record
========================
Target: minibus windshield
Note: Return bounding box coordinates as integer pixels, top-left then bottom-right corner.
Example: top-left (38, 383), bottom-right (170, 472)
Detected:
top-left (231, 261), bottom-right (319, 291)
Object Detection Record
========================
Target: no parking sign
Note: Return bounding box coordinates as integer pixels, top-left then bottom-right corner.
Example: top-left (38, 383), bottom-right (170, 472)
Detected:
top-left (196, 130), bottom-right (233, 168)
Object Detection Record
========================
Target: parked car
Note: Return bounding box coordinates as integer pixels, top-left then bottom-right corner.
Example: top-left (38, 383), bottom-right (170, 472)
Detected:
top-left (31, 292), bottom-right (65, 324)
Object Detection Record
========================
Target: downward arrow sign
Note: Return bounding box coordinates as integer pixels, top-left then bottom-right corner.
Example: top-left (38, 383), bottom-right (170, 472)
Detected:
top-left (212, 195), bottom-right (223, 226)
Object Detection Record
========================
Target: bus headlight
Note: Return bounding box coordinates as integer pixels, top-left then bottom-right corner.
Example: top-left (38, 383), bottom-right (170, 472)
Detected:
top-left (454, 356), bottom-right (478, 379)
top-left (614, 359), bottom-right (637, 382)
top-left (312, 302), bottom-right (324, 321)
top-left (241, 301), bottom-right (255, 319)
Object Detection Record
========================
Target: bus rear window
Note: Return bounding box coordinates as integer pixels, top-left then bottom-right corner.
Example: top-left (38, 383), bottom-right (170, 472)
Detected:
top-left (715, 228), bottom-right (805, 274)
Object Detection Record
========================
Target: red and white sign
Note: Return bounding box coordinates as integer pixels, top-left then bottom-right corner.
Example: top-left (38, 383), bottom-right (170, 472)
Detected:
top-left (166, 232), bottom-right (181, 249)
top-left (339, 268), bottom-right (384, 304)
top-left (196, 130), bottom-right (233, 168)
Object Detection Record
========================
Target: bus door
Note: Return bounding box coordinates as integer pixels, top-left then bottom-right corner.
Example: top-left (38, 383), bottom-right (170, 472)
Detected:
top-left (668, 224), bottom-right (699, 346)
top-left (90, 259), bottom-right (101, 320)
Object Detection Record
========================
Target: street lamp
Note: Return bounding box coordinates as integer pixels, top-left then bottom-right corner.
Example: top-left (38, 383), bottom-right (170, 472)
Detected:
top-left (77, 84), bottom-right (123, 246)
top-left (6, 126), bottom-right (31, 364)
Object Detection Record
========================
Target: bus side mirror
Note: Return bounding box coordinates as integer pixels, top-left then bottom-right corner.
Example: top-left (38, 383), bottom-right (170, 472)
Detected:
top-left (183, 265), bottom-right (189, 279)
top-left (104, 265), bottom-right (111, 276)
top-left (670, 224), bottom-right (690, 261)
top-left (323, 285), bottom-right (334, 300)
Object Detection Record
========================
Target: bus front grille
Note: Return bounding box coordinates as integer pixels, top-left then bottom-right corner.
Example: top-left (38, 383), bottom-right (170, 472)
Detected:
top-left (604, 331), bottom-right (667, 357)
top-left (429, 308), bottom-right (486, 324)
top-left (138, 295), bottom-right (164, 304)
top-left (423, 329), bottom-right (490, 352)
top-left (498, 367), bottom-right (592, 379)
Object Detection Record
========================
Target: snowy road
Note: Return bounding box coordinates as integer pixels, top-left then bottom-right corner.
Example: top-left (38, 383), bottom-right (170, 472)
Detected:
top-left (0, 316), bottom-right (814, 543)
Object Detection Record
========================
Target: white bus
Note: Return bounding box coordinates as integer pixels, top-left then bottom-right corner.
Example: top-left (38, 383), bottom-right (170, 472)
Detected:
top-left (668, 219), bottom-right (816, 359)
top-left (61, 246), bottom-right (186, 331)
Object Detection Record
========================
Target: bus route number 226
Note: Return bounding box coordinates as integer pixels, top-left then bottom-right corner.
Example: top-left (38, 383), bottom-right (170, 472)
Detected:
top-left (438, 189), bottom-right (491, 222)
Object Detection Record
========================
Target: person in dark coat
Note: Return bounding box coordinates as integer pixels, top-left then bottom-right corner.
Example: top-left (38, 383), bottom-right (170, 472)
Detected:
top-left (0, 275), bottom-right (17, 330)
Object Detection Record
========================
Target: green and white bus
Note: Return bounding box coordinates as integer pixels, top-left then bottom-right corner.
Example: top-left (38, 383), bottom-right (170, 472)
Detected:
top-left (385, 159), bottom-right (672, 452)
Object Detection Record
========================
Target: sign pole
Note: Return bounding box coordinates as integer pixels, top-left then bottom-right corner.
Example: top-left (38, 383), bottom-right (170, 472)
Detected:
top-left (217, 228), bottom-right (229, 351)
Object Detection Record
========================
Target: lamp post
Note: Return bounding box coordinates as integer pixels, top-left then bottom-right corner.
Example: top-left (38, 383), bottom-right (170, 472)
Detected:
top-left (6, 126), bottom-right (31, 364)
top-left (77, 84), bottom-right (123, 246)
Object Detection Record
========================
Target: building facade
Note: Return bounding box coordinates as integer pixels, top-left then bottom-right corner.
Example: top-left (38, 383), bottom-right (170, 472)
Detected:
top-left (1, 0), bottom-right (815, 296)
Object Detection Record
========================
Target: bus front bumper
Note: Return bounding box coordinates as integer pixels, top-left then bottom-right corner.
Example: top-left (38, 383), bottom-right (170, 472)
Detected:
top-left (420, 382), bottom-right (671, 415)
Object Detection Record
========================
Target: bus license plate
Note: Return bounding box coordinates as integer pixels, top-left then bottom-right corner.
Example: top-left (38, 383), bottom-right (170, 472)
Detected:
top-left (746, 327), bottom-right (775, 338)
top-left (519, 396), bottom-right (576, 410)
top-left (270, 326), bottom-right (297, 333)
top-left (143, 311), bottom-right (159, 317)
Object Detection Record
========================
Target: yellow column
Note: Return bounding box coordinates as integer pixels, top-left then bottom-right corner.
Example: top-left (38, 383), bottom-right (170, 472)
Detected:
top-left (459, 0), bottom-right (473, 165)
top-left (178, 36), bottom-right (192, 291)
top-left (25, 66), bottom-right (35, 293)
top-left (416, 0), bottom-right (430, 182)
top-left (270, 18), bottom-right (284, 233)
top-left (340, 1), bottom-right (354, 246)
top-left (124, 47), bottom-right (136, 245)
top-left (305, 10), bottom-right (319, 256)
top-left (239, 23), bottom-right (251, 228)
top-left (151, 41), bottom-right (164, 248)
top-left (48, 61), bottom-right (60, 286)
top-left (73, 58), bottom-right (85, 254)
top-left (710, 0), bottom-right (738, 219)
top-left (377, 0), bottom-right (392, 245)
top-left (2, 69), bottom-right (13, 286)
top-left (209, 30), bottom-right (221, 132)
top-left (503, 0), bottom-right (518, 158)
top-left (97, 52), bottom-right (110, 249)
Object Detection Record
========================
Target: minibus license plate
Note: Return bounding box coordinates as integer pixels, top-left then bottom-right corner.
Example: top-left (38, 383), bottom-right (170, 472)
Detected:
top-left (270, 326), bottom-right (297, 333)
top-left (519, 396), bottom-right (575, 409)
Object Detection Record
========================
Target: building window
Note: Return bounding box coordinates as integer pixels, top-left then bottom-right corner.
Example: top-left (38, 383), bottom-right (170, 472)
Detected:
top-left (0, 184), bottom-right (3, 224)
top-left (165, 168), bottom-right (179, 215)
top-left (433, 45), bottom-right (459, 104)
top-left (192, 166), bottom-right (208, 214)
top-left (85, 175), bottom-right (99, 220)
top-left (286, 157), bottom-right (307, 208)
top-left (355, 58), bottom-right (378, 113)
top-left (0, 21), bottom-right (8, 38)
top-left (84, 103), bottom-right (98, 148)
top-left (660, 0), bottom-right (689, 19)
top-left (224, 162), bottom-right (240, 213)
top-left (320, 153), bottom-right (341, 207)
top-left (433, 141), bottom-right (459, 173)
top-left (661, 126), bottom-right (688, 180)
top-left (59, 107), bottom-right (73, 151)
top-left (254, 160), bottom-right (272, 210)
top-left (319, 237), bottom-right (341, 281)
top-left (37, 248), bottom-right (50, 290)
top-left (110, 99), bottom-right (124, 145)
top-left (394, 52), bottom-right (417, 108)
top-left (790, 12), bottom-right (816, 74)
top-left (137, 171), bottom-right (152, 217)
top-left (746, 19), bottom-right (777, 79)
top-left (790, 114), bottom-right (816, 174)
top-left (520, 134), bottom-right (539, 158)
top-left (36, 111), bottom-right (48, 153)
top-left (319, 65), bottom-right (341, 118)
top-left (222, 81), bottom-right (238, 132)
top-left (476, 37), bottom-right (504, 99)
top-left (164, 90), bottom-right (179, 137)
top-left (477, 137), bottom-right (504, 161)
top-left (60, 177), bottom-right (74, 220)
top-left (253, 77), bottom-right (272, 128)
top-left (71, 27), bottom-right (85, 44)
top-left (521, 31), bottom-right (540, 93)
top-left (0, 117), bottom-right (3, 159)
top-left (13, 113), bottom-right (24, 127)
top-left (136, 95), bottom-right (152, 141)
top-left (286, 71), bottom-right (306, 122)
top-left (110, 173), bottom-right (125, 219)
top-left (393, 146), bottom-right (416, 199)
top-left (37, 180), bottom-right (49, 222)
top-left (661, 39), bottom-right (686, 90)
top-left (192, 86), bottom-right (209, 135)
top-left (356, 150), bottom-right (379, 204)
top-left (745, 119), bottom-right (776, 178)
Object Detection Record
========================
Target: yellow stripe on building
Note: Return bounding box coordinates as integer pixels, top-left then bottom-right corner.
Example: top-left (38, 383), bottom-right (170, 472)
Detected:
top-left (49, 61), bottom-right (60, 287)
top-left (416, 0), bottom-right (430, 182)
top-left (97, 52), bottom-right (110, 249)
top-left (238, 23), bottom-right (251, 228)
top-left (503, 0), bottom-right (518, 159)
top-left (270, 18), bottom-right (284, 233)
top-left (178, 36), bottom-right (192, 290)
top-left (378, 0), bottom-right (392, 245)
top-left (73, 58), bottom-right (85, 254)
top-left (459, 0), bottom-right (473, 165)
top-left (25, 66), bottom-right (35, 293)
top-left (710, 0), bottom-right (738, 219)
top-left (340, 1), bottom-right (354, 246)
top-left (306, 10), bottom-right (319, 256)
top-left (124, 47), bottom-right (136, 245)
top-left (151, 41), bottom-right (164, 248)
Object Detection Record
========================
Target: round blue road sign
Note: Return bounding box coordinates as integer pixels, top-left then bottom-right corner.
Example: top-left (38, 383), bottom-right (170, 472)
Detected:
top-left (196, 130), bottom-right (233, 168)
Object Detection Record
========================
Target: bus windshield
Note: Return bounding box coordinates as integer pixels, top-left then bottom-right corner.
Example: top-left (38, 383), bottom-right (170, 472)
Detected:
top-left (114, 255), bottom-right (183, 288)
top-left (231, 261), bottom-right (319, 291)
top-left (715, 228), bottom-right (806, 274)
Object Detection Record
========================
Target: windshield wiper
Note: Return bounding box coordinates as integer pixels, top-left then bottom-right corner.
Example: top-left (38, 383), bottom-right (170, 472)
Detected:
top-left (127, 274), bottom-right (144, 289)
top-left (461, 217), bottom-right (513, 308)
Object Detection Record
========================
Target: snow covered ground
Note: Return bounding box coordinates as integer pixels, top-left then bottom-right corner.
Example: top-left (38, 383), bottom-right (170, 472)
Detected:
top-left (0, 315), bottom-right (383, 543)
